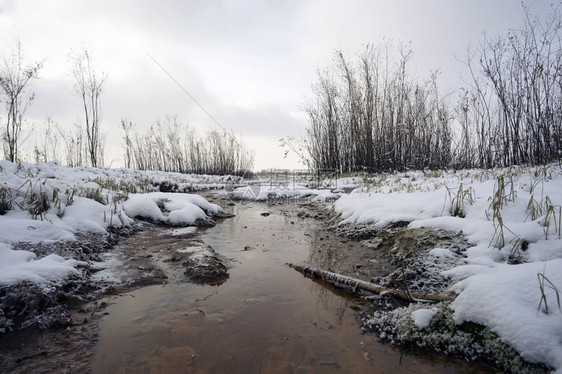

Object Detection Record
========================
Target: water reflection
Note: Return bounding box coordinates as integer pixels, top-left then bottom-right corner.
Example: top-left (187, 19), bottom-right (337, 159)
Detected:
top-left (92, 201), bottom-right (491, 373)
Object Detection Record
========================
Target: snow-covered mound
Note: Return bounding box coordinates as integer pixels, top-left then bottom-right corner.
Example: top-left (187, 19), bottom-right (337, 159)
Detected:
top-left (0, 242), bottom-right (85, 286)
top-left (451, 259), bottom-right (562, 371)
top-left (123, 192), bottom-right (225, 226)
top-left (334, 164), bottom-right (562, 372)
top-left (0, 161), bottom-right (231, 287)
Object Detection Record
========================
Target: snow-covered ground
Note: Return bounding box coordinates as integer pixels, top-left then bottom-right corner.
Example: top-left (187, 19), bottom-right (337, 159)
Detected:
top-left (231, 184), bottom-right (340, 202)
top-left (2, 160), bottom-right (562, 371)
top-left (334, 165), bottom-right (562, 373)
top-left (0, 160), bottom-right (229, 287)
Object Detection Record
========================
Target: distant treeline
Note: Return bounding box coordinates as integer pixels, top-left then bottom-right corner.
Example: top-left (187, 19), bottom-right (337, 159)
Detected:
top-left (122, 116), bottom-right (254, 176)
top-left (1, 43), bottom-right (254, 175)
top-left (32, 116), bottom-right (254, 176)
top-left (302, 5), bottom-right (561, 172)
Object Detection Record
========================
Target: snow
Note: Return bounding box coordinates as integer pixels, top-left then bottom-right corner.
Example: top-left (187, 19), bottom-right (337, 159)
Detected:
top-left (451, 259), bottom-right (562, 370)
top-left (177, 245), bottom-right (205, 254)
top-left (0, 160), bottom-right (230, 287)
top-left (231, 183), bottom-right (340, 202)
top-left (90, 253), bottom-right (122, 283)
top-left (2, 160), bottom-right (562, 370)
top-left (122, 192), bottom-right (223, 225)
top-left (159, 226), bottom-right (198, 237)
top-left (63, 197), bottom-right (130, 234)
top-left (428, 247), bottom-right (455, 258)
top-left (0, 245), bottom-right (85, 286)
top-left (411, 307), bottom-right (438, 329)
top-left (334, 164), bottom-right (562, 371)
top-left (0, 214), bottom-right (76, 244)
top-left (336, 190), bottom-right (445, 225)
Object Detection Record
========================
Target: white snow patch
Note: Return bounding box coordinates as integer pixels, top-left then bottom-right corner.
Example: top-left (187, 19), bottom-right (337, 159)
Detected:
top-left (428, 247), bottom-right (455, 258)
top-left (231, 184), bottom-right (339, 202)
top-left (0, 214), bottom-right (76, 244)
top-left (335, 190), bottom-right (444, 226)
top-left (450, 259), bottom-right (562, 370)
top-left (411, 307), bottom-right (438, 329)
top-left (123, 192), bottom-right (222, 225)
top-left (90, 253), bottom-right (123, 283)
top-left (160, 227), bottom-right (198, 236)
top-left (177, 245), bottom-right (205, 254)
top-left (0, 247), bottom-right (85, 286)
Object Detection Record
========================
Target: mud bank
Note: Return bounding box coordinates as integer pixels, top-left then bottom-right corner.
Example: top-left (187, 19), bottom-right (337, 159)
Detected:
top-left (320, 210), bottom-right (550, 373)
top-left (0, 209), bottom-right (229, 373)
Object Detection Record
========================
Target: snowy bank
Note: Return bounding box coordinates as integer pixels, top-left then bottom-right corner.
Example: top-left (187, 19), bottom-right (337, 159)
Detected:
top-left (0, 161), bottom-right (230, 288)
top-left (123, 192), bottom-right (226, 226)
top-left (0, 243), bottom-right (85, 286)
top-left (231, 184), bottom-right (341, 202)
top-left (334, 165), bottom-right (562, 372)
top-left (451, 259), bottom-right (562, 371)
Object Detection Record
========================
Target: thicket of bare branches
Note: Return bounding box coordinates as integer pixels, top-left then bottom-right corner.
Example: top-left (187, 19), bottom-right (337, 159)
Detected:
top-left (33, 118), bottom-right (88, 167)
top-left (122, 116), bottom-right (254, 175)
top-left (456, 4), bottom-right (562, 168)
top-left (9, 4), bottom-right (561, 175)
top-left (303, 44), bottom-right (452, 172)
top-left (303, 5), bottom-right (561, 172)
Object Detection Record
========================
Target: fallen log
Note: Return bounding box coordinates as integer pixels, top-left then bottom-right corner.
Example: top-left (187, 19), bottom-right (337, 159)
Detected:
top-left (287, 263), bottom-right (454, 303)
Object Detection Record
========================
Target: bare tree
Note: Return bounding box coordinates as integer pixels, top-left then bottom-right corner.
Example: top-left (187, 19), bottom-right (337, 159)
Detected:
top-left (462, 3), bottom-right (562, 168)
top-left (34, 117), bottom-right (62, 163)
top-left (123, 116), bottom-right (254, 175)
top-left (302, 43), bottom-right (452, 173)
top-left (121, 119), bottom-right (134, 169)
top-left (70, 48), bottom-right (107, 167)
top-left (0, 40), bottom-right (42, 162)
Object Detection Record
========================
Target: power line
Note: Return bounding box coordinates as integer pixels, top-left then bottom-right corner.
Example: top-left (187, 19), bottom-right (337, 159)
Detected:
top-left (145, 50), bottom-right (254, 175)
top-left (144, 51), bottom-right (232, 135)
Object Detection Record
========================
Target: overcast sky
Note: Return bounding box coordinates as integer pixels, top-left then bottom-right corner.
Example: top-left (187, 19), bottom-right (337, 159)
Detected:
top-left (0, 0), bottom-right (557, 170)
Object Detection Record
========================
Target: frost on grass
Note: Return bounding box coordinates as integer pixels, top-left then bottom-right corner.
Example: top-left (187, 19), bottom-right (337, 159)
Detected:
top-left (0, 161), bottom-right (236, 334)
top-left (364, 227), bottom-right (470, 296)
top-left (364, 301), bottom-right (550, 373)
top-left (1, 281), bottom-right (72, 333)
top-left (333, 165), bottom-right (562, 372)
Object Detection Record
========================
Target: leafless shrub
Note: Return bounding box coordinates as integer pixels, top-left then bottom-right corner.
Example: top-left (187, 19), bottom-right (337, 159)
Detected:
top-left (125, 115), bottom-right (254, 175)
top-left (462, 4), bottom-right (562, 168)
top-left (302, 43), bottom-right (452, 172)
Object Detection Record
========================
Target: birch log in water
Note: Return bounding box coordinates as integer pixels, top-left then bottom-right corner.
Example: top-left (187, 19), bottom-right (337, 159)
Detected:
top-left (287, 263), bottom-right (454, 303)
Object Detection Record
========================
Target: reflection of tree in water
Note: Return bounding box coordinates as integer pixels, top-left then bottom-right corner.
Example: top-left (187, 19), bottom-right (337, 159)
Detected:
top-left (305, 230), bottom-right (358, 328)
top-left (307, 240), bottom-right (343, 272)
top-left (309, 280), bottom-right (353, 329)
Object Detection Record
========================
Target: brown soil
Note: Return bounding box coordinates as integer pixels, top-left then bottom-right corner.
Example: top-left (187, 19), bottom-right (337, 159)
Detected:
top-left (0, 220), bottom-right (209, 373)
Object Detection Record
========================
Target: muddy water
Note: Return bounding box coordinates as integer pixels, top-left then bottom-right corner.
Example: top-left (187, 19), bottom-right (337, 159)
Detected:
top-left (92, 201), bottom-right (488, 373)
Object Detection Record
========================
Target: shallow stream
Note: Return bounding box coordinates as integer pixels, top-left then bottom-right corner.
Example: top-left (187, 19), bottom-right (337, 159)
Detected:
top-left (91, 201), bottom-right (489, 373)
